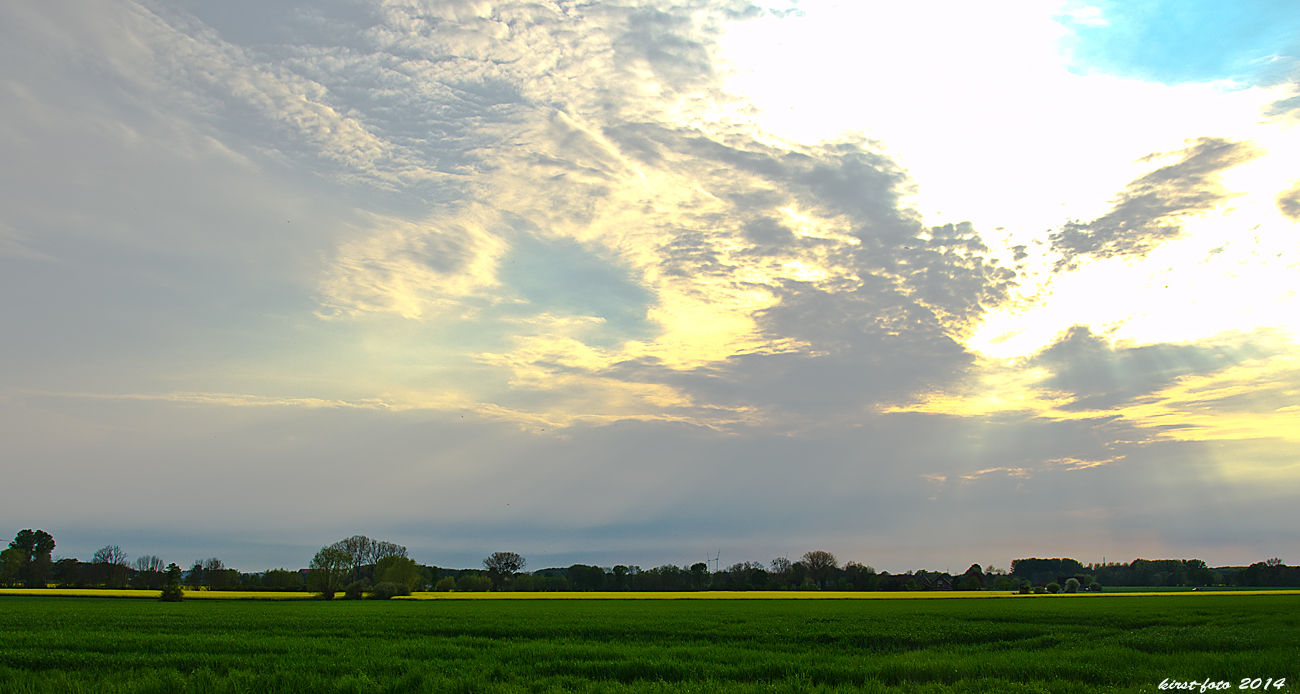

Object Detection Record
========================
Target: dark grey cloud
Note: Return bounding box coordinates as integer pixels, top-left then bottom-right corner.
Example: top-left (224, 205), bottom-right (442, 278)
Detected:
top-left (1049, 137), bottom-right (1261, 271)
top-left (1029, 325), bottom-right (1278, 411)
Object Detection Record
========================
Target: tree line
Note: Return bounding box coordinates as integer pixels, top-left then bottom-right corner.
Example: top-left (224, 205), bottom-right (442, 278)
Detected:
top-left (5, 530), bottom-right (1296, 598)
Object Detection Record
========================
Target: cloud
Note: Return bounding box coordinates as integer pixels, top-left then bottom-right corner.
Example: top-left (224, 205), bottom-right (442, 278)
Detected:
top-left (1049, 137), bottom-right (1262, 270)
top-left (1028, 325), bottom-right (1273, 411)
top-left (317, 207), bottom-right (507, 319)
top-left (1264, 93), bottom-right (1300, 121)
top-left (896, 325), bottom-right (1300, 449)
top-left (1278, 180), bottom-right (1300, 220)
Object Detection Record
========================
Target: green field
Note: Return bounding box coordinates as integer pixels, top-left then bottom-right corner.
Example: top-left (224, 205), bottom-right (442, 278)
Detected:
top-left (1, 594), bottom-right (1296, 693)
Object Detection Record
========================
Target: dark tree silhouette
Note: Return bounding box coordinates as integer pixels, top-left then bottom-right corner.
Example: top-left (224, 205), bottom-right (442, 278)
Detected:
top-left (483, 552), bottom-right (526, 589)
top-left (8, 529), bottom-right (55, 588)
top-left (802, 550), bottom-right (838, 588)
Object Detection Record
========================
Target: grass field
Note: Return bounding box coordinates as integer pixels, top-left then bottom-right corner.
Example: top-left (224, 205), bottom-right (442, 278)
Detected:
top-left (1, 593), bottom-right (1296, 693)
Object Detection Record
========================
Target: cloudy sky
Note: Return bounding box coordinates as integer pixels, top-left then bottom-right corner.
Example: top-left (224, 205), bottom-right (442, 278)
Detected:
top-left (3, 0), bottom-right (1298, 574)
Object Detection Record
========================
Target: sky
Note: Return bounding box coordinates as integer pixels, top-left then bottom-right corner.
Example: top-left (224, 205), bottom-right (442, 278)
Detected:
top-left (2, 0), bottom-right (1298, 574)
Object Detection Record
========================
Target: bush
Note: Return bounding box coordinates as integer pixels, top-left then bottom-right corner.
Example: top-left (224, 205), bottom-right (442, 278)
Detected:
top-left (370, 582), bottom-right (411, 600)
top-left (159, 585), bottom-right (184, 602)
top-left (434, 576), bottom-right (455, 592)
top-left (1064, 578), bottom-right (1080, 593)
top-left (343, 581), bottom-right (366, 600)
top-left (1088, 581), bottom-right (1102, 592)
top-left (1019, 580), bottom-right (1031, 594)
top-left (1046, 582), bottom-right (1061, 594)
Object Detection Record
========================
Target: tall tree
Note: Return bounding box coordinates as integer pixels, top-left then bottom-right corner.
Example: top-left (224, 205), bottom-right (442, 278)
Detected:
top-left (332, 535), bottom-right (373, 581)
top-left (92, 545), bottom-right (129, 587)
top-left (9, 529), bottom-right (55, 588)
top-left (483, 552), bottom-right (526, 590)
top-left (802, 550), bottom-right (838, 588)
top-left (769, 557), bottom-right (792, 587)
top-left (372, 541), bottom-right (407, 562)
top-left (309, 546), bottom-right (351, 599)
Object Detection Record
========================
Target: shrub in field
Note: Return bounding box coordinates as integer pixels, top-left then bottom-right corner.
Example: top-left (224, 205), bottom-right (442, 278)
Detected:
top-left (343, 581), bottom-right (366, 600)
top-left (369, 582), bottom-right (411, 600)
top-left (1046, 582), bottom-right (1061, 594)
top-left (1065, 578), bottom-right (1080, 593)
top-left (1088, 581), bottom-right (1102, 592)
top-left (159, 585), bottom-right (184, 602)
top-left (456, 575), bottom-right (492, 592)
top-left (1019, 580), bottom-right (1031, 594)
top-left (434, 576), bottom-right (455, 592)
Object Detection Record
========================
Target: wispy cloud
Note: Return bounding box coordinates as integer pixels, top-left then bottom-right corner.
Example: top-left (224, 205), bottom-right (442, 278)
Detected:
top-left (1050, 138), bottom-right (1262, 270)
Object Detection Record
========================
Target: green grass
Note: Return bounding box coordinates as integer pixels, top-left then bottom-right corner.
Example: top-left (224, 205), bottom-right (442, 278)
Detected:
top-left (1, 594), bottom-right (1296, 693)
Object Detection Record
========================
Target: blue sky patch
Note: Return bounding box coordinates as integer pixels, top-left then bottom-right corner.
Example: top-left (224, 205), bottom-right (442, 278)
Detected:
top-left (1059, 0), bottom-right (1300, 85)
top-left (498, 234), bottom-right (654, 347)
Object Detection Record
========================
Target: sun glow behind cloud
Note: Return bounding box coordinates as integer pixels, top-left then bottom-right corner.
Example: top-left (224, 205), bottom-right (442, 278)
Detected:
top-left (724, 1), bottom-right (1300, 363)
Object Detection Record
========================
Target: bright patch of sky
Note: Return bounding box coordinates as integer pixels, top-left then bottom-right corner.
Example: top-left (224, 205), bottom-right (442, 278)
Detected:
top-left (721, 0), bottom-right (1300, 360)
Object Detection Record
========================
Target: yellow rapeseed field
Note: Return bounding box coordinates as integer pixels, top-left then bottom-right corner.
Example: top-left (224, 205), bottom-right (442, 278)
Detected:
top-left (397, 590), bottom-right (1017, 600)
top-left (398, 589), bottom-right (1300, 600)
top-left (0, 588), bottom-right (314, 600)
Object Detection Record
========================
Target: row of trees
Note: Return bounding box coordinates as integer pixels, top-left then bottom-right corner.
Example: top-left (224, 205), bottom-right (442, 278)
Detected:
top-left (7, 530), bottom-right (1296, 593)
top-left (1009, 557), bottom-right (1291, 588)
